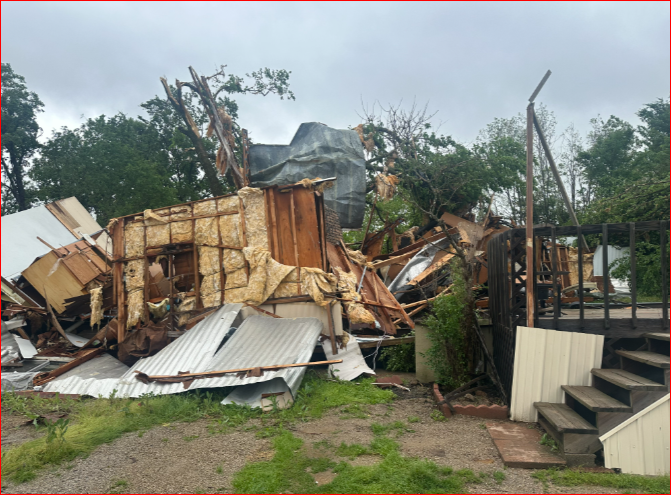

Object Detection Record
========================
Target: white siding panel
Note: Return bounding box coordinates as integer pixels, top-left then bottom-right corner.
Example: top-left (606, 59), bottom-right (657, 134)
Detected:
top-left (601, 394), bottom-right (670, 476)
top-left (510, 326), bottom-right (604, 422)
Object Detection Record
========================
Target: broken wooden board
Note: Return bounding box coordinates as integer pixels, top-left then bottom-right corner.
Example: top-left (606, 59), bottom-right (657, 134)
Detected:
top-left (487, 422), bottom-right (566, 469)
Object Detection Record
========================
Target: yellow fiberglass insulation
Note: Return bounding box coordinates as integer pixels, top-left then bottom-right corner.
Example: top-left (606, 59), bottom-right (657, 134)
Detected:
top-left (238, 187), bottom-right (269, 250)
top-left (198, 246), bottom-right (220, 276)
top-left (347, 249), bottom-right (370, 267)
top-left (125, 223), bottom-right (145, 257)
top-left (273, 282), bottom-right (300, 298)
top-left (200, 274), bottom-right (221, 298)
top-left (225, 268), bottom-right (248, 289)
top-left (193, 199), bottom-right (217, 216)
top-left (334, 267), bottom-right (376, 325)
top-left (223, 249), bottom-right (245, 273)
top-left (202, 292), bottom-right (222, 309)
top-left (126, 290), bottom-right (145, 328)
top-left (176, 294), bottom-right (196, 313)
top-left (301, 267), bottom-right (337, 307)
top-left (241, 247), bottom-right (294, 306)
top-left (171, 206), bottom-right (193, 243)
top-left (124, 259), bottom-right (145, 328)
top-left (223, 288), bottom-right (247, 304)
top-left (146, 209), bottom-right (171, 246)
top-left (89, 287), bottom-right (103, 328)
top-left (195, 216), bottom-right (220, 246)
top-left (219, 214), bottom-right (242, 247)
top-left (217, 196), bottom-right (239, 213)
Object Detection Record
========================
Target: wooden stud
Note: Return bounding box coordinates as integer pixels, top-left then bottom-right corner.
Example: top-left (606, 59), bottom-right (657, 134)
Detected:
top-left (289, 190), bottom-right (301, 294)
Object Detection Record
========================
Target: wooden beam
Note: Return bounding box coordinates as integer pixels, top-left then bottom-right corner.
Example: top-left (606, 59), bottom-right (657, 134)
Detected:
top-left (526, 102), bottom-right (535, 328)
top-left (358, 337), bottom-right (415, 349)
top-left (371, 248), bottom-right (421, 269)
top-left (135, 359), bottom-right (344, 383)
top-left (33, 348), bottom-right (104, 386)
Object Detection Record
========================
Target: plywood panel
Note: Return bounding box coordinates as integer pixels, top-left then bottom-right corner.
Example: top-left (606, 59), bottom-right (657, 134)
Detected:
top-left (274, 190), bottom-right (298, 267)
top-left (292, 188), bottom-right (323, 270)
top-left (22, 252), bottom-right (87, 313)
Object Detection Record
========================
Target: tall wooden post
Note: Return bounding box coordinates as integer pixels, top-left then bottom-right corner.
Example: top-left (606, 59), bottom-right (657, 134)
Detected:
top-left (526, 103), bottom-right (535, 328)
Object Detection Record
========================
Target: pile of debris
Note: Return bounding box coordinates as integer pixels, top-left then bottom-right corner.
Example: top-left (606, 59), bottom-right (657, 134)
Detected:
top-left (0, 123), bottom-right (600, 411)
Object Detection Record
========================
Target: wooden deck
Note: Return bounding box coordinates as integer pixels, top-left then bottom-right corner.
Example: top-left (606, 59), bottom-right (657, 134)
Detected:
top-left (537, 307), bottom-right (669, 338)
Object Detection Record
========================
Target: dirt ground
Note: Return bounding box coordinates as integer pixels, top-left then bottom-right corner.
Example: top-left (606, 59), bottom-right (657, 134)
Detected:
top-left (1, 385), bottom-right (623, 495)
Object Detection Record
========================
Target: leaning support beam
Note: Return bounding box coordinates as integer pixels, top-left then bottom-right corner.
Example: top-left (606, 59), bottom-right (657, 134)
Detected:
top-left (532, 109), bottom-right (589, 250)
top-left (526, 103), bottom-right (535, 328)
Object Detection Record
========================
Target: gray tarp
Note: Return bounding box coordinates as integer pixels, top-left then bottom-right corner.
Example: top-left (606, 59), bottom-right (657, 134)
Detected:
top-left (249, 122), bottom-right (366, 229)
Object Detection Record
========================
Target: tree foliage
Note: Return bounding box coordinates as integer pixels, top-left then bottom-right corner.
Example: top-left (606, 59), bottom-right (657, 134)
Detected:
top-left (30, 114), bottom-right (180, 226)
top-left (1, 63), bottom-right (44, 212)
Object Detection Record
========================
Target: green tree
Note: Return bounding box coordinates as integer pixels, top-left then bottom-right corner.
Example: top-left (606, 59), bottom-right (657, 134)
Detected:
top-left (1, 63), bottom-right (44, 213)
top-left (30, 114), bottom-right (180, 225)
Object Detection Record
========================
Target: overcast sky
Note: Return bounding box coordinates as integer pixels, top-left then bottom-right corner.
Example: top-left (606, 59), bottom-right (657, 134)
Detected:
top-left (2, 1), bottom-right (669, 146)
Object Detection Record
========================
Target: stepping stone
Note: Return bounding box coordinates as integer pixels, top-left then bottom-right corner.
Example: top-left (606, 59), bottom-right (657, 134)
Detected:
top-left (486, 422), bottom-right (566, 469)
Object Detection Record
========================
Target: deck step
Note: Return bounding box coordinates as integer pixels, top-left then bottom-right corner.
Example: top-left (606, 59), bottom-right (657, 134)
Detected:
top-left (562, 385), bottom-right (632, 413)
top-left (591, 368), bottom-right (667, 391)
top-left (643, 333), bottom-right (670, 342)
top-left (616, 350), bottom-right (670, 369)
top-left (534, 403), bottom-right (598, 434)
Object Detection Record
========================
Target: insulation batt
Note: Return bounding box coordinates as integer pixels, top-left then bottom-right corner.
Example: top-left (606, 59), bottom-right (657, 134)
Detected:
top-left (334, 267), bottom-right (376, 324)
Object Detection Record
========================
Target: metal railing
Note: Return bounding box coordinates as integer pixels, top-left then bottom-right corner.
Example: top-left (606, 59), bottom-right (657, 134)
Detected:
top-left (487, 219), bottom-right (670, 400)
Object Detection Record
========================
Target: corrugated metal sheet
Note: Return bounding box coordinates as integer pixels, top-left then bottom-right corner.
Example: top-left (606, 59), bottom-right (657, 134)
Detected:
top-left (191, 315), bottom-right (324, 398)
top-left (601, 394), bottom-right (670, 475)
top-left (593, 245), bottom-right (629, 277)
top-left (43, 306), bottom-right (324, 403)
top-left (114, 304), bottom-right (245, 398)
top-left (323, 332), bottom-right (375, 381)
top-left (2, 321), bottom-right (21, 364)
top-left (510, 326), bottom-right (604, 422)
top-left (253, 302), bottom-right (344, 336)
top-left (387, 238), bottom-right (451, 292)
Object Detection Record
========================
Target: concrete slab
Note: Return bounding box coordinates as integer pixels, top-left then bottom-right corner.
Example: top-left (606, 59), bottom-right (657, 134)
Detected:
top-left (487, 422), bottom-right (566, 469)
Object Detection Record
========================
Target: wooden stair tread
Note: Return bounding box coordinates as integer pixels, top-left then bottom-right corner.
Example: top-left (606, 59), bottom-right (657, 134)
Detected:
top-left (534, 402), bottom-right (598, 434)
top-left (616, 350), bottom-right (670, 369)
top-left (643, 332), bottom-right (670, 342)
top-left (562, 385), bottom-right (632, 413)
top-left (591, 368), bottom-right (667, 391)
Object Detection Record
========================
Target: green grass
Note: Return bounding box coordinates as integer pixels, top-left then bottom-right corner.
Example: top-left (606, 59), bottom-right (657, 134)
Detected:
top-left (232, 430), bottom-right (474, 494)
top-left (533, 468), bottom-right (670, 494)
top-left (408, 416), bottom-right (421, 424)
top-left (493, 470), bottom-right (506, 484)
top-left (1, 373), bottom-right (394, 484)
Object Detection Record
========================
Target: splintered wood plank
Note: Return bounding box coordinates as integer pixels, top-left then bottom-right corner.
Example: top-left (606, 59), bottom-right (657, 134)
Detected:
top-left (292, 188), bottom-right (323, 269)
top-left (274, 189), bottom-right (298, 267)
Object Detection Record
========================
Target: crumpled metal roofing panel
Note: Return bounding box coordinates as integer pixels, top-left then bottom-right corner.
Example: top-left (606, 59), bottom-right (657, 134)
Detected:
top-left (113, 303), bottom-right (244, 398)
top-left (190, 315), bottom-right (324, 398)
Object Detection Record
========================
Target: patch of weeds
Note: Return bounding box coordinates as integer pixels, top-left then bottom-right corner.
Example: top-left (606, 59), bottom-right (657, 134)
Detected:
top-left (431, 409), bottom-right (448, 422)
top-left (455, 468), bottom-right (483, 484)
top-left (493, 470), bottom-right (506, 484)
top-left (370, 436), bottom-right (399, 457)
top-left (109, 479), bottom-right (128, 494)
top-left (478, 423), bottom-right (487, 430)
top-left (256, 426), bottom-right (284, 439)
top-left (532, 468), bottom-right (670, 494)
top-left (336, 442), bottom-right (371, 460)
top-left (216, 464), bottom-right (224, 475)
top-left (161, 438), bottom-right (169, 443)
top-left (313, 440), bottom-right (332, 451)
top-left (407, 416), bottom-right (421, 424)
top-left (540, 433), bottom-right (559, 452)
top-left (233, 431), bottom-right (470, 494)
top-left (183, 435), bottom-right (199, 442)
top-left (371, 421), bottom-right (411, 438)
top-left (340, 404), bottom-right (369, 419)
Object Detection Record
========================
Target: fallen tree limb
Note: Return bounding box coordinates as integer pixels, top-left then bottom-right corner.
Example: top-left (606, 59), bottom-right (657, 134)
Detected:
top-left (401, 286), bottom-right (452, 310)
